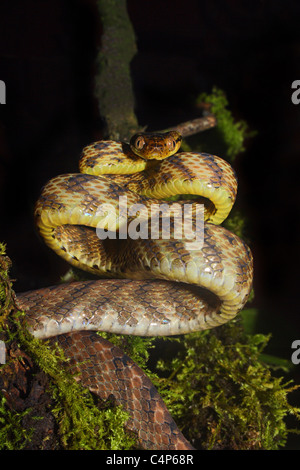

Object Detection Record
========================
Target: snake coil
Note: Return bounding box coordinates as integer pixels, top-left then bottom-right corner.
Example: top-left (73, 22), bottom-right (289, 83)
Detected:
top-left (17, 132), bottom-right (253, 450)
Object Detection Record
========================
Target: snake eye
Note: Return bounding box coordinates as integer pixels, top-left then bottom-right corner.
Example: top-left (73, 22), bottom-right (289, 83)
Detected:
top-left (167, 138), bottom-right (177, 151)
top-left (134, 136), bottom-right (145, 150)
top-left (170, 139), bottom-right (176, 149)
top-left (167, 131), bottom-right (182, 153)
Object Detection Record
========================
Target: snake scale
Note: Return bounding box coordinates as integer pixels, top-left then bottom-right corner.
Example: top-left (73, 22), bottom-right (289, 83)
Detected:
top-left (16, 131), bottom-right (253, 450)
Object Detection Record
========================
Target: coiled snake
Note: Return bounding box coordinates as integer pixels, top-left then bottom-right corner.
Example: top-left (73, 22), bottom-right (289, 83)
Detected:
top-left (17, 131), bottom-right (253, 450)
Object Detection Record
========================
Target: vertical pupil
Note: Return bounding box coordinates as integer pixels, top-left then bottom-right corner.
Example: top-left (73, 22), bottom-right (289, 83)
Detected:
top-left (136, 138), bottom-right (144, 149)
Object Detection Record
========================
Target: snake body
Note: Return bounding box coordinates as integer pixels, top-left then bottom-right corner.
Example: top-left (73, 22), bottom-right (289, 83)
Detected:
top-left (16, 132), bottom-right (253, 450)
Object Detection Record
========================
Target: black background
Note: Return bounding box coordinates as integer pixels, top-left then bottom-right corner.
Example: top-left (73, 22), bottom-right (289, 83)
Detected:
top-left (0, 0), bottom-right (299, 447)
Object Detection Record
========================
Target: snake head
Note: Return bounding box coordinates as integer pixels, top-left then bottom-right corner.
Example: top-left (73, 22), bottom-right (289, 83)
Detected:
top-left (130, 131), bottom-right (182, 160)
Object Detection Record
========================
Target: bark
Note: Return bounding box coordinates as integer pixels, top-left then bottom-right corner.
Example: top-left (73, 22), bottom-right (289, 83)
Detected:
top-left (95, 0), bottom-right (139, 140)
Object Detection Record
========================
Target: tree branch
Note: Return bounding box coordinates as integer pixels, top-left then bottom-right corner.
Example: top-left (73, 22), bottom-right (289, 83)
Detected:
top-left (95, 2), bottom-right (217, 142)
top-left (161, 114), bottom-right (217, 138)
top-left (95, 0), bottom-right (139, 140)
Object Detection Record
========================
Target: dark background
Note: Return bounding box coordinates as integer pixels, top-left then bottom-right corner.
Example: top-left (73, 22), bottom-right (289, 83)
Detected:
top-left (0, 0), bottom-right (299, 446)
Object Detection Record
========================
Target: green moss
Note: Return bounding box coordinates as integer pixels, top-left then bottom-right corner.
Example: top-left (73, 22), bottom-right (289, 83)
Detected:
top-left (98, 332), bottom-right (156, 374)
top-left (151, 322), bottom-right (300, 450)
top-left (15, 324), bottom-right (135, 450)
top-left (97, 322), bottom-right (300, 449)
top-left (222, 209), bottom-right (248, 240)
top-left (0, 395), bottom-right (34, 450)
top-left (0, 245), bottom-right (136, 450)
top-left (197, 87), bottom-right (256, 161)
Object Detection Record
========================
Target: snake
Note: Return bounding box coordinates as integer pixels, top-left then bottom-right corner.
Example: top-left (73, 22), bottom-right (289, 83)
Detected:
top-left (16, 130), bottom-right (253, 450)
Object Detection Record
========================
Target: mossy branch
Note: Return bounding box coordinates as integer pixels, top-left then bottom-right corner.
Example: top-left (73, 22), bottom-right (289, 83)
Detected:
top-left (95, 0), bottom-right (139, 140)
